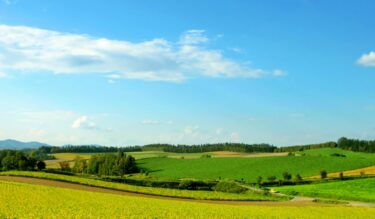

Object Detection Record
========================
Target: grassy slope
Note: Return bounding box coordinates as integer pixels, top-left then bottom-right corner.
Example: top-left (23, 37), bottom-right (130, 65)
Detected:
top-left (138, 148), bottom-right (375, 182)
top-left (275, 177), bottom-right (375, 203)
top-left (0, 171), bottom-right (285, 201)
top-left (1, 180), bottom-right (374, 219)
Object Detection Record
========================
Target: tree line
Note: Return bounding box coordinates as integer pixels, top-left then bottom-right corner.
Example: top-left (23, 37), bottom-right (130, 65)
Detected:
top-left (0, 150), bottom-right (46, 171)
top-left (35, 137), bottom-right (375, 155)
top-left (144, 143), bottom-right (276, 153)
top-left (38, 145), bottom-right (142, 154)
top-left (275, 142), bottom-right (337, 152)
top-left (276, 138), bottom-right (375, 153)
top-left (337, 137), bottom-right (375, 153)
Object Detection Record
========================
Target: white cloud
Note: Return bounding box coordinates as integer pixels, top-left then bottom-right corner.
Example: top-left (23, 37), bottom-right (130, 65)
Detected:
top-left (357, 51), bottom-right (375, 67)
top-left (0, 72), bottom-right (7, 78)
top-left (71, 116), bottom-right (97, 130)
top-left (230, 132), bottom-right (240, 142)
top-left (0, 25), bottom-right (284, 82)
top-left (141, 120), bottom-right (160, 125)
top-left (184, 125), bottom-right (199, 135)
top-left (141, 120), bottom-right (174, 125)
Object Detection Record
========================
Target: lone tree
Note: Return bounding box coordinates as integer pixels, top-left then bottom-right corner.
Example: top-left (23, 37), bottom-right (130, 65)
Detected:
top-left (257, 176), bottom-right (263, 185)
top-left (282, 171), bottom-right (292, 181)
top-left (295, 174), bottom-right (303, 183)
top-left (37, 160), bottom-right (46, 170)
top-left (339, 172), bottom-right (344, 180)
top-left (320, 170), bottom-right (327, 179)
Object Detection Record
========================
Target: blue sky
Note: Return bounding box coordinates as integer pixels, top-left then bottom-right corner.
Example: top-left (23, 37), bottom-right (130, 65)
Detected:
top-left (0, 0), bottom-right (374, 146)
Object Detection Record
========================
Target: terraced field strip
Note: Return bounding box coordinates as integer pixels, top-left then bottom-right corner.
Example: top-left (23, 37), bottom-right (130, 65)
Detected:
top-left (0, 176), bottom-right (310, 206)
top-left (0, 171), bottom-right (286, 201)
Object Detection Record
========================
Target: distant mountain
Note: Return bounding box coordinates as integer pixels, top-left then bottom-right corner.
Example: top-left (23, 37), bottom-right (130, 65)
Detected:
top-left (0, 139), bottom-right (50, 149)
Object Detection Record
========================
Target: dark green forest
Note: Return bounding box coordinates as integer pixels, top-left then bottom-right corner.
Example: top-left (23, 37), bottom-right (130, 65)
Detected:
top-left (0, 150), bottom-right (46, 171)
top-left (71, 152), bottom-right (138, 176)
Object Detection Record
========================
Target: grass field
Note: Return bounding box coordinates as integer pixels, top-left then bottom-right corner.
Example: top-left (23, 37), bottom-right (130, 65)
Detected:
top-left (138, 148), bottom-right (375, 182)
top-left (0, 171), bottom-right (285, 201)
top-left (275, 178), bottom-right (375, 203)
top-left (1, 180), bottom-right (374, 219)
top-left (46, 151), bottom-right (286, 168)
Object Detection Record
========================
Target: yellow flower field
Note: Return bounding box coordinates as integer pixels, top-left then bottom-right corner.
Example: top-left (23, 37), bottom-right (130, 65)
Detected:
top-left (0, 180), bottom-right (374, 219)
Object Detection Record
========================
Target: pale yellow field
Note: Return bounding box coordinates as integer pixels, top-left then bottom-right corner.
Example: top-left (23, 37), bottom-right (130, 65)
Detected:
top-left (309, 165), bottom-right (375, 179)
top-left (46, 153), bottom-right (92, 168)
top-left (328, 165), bottom-right (375, 177)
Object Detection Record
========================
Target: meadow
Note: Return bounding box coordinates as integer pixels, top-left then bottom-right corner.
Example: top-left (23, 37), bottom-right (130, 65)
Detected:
top-left (138, 148), bottom-right (375, 182)
top-left (1, 180), bottom-right (374, 219)
top-left (275, 177), bottom-right (375, 203)
top-left (0, 171), bottom-right (285, 201)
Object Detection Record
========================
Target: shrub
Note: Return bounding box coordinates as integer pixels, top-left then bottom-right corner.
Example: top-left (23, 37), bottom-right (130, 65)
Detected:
top-left (267, 176), bottom-right (277, 182)
top-left (320, 170), bottom-right (327, 179)
top-left (295, 174), bottom-right (303, 183)
top-left (330, 153), bottom-right (346, 157)
top-left (200, 154), bottom-right (212, 158)
top-left (178, 180), bottom-right (195, 190)
top-left (213, 181), bottom-right (247, 193)
top-left (282, 171), bottom-right (292, 181)
top-left (257, 176), bottom-right (263, 185)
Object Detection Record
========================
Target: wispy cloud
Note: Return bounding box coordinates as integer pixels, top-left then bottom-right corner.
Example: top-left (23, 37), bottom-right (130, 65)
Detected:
top-left (0, 71), bottom-right (7, 78)
top-left (230, 132), bottom-right (240, 142)
top-left (1, 0), bottom-right (12, 5)
top-left (231, 47), bottom-right (242, 53)
top-left (357, 51), bottom-right (375, 67)
top-left (273, 69), bottom-right (287, 77)
top-left (0, 25), bottom-right (284, 82)
top-left (141, 120), bottom-right (173, 125)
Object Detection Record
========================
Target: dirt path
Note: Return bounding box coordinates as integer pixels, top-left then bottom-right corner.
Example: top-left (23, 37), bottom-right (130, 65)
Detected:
top-left (0, 176), bottom-right (319, 206)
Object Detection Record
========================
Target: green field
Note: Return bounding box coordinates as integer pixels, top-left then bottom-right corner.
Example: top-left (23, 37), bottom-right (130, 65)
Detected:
top-left (275, 177), bottom-right (375, 203)
top-left (0, 171), bottom-right (285, 201)
top-left (1, 180), bottom-right (374, 219)
top-left (138, 148), bottom-right (375, 182)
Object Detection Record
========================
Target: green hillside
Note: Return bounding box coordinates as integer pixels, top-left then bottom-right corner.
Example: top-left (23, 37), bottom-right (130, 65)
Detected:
top-left (138, 148), bottom-right (375, 182)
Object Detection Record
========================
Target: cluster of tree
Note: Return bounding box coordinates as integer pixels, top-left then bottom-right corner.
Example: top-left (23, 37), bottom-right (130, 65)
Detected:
top-left (275, 142), bottom-right (337, 152)
top-left (161, 143), bottom-right (276, 153)
top-left (38, 145), bottom-right (142, 154)
top-left (0, 150), bottom-right (46, 171)
top-left (68, 152), bottom-right (139, 176)
top-left (337, 137), bottom-right (375, 153)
